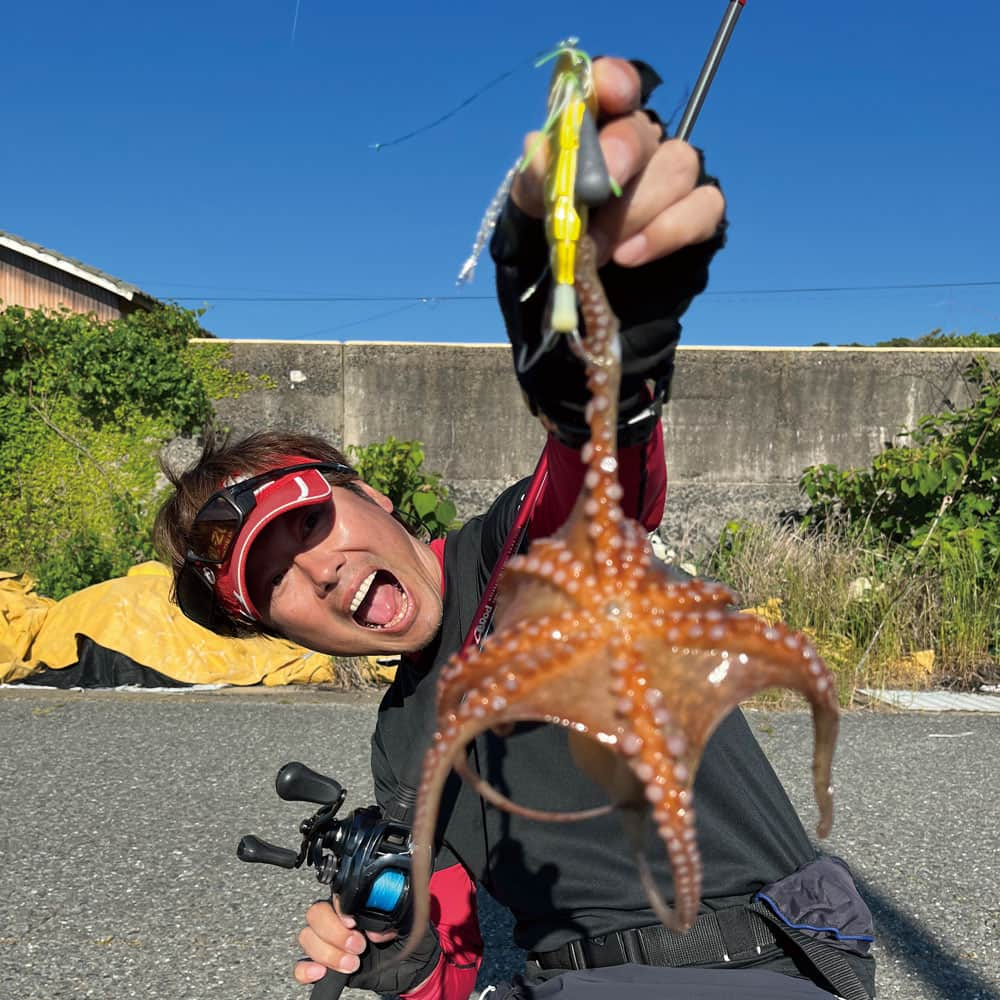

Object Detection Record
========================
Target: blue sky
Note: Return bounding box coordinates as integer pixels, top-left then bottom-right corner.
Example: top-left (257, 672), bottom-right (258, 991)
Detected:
top-left (4, 1), bottom-right (998, 346)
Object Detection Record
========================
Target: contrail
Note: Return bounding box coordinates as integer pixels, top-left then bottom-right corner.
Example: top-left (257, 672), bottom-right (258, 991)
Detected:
top-left (291, 0), bottom-right (301, 42)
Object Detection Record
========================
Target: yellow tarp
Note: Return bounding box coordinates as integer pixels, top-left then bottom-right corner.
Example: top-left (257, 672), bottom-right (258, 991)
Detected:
top-left (0, 562), bottom-right (343, 686)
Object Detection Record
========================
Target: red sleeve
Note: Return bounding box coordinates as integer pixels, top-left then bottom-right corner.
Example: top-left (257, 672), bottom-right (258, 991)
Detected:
top-left (529, 427), bottom-right (666, 541)
top-left (401, 863), bottom-right (483, 1000)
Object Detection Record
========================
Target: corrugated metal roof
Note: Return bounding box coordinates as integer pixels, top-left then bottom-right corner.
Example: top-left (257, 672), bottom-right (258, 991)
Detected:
top-left (857, 688), bottom-right (1000, 712)
top-left (0, 230), bottom-right (158, 306)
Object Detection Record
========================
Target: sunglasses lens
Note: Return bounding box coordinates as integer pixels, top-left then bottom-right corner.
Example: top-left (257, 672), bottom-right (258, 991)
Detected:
top-left (190, 496), bottom-right (243, 563)
top-left (175, 562), bottom-right (218, 628)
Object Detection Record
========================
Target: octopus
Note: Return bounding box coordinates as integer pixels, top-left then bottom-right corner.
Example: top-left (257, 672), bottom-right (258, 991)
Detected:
top-left (400, 234), bottom-right (840, 957)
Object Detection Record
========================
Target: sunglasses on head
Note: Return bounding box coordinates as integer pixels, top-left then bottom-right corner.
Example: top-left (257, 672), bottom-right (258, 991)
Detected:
top-left (176, 461), bottom-right (354, 629)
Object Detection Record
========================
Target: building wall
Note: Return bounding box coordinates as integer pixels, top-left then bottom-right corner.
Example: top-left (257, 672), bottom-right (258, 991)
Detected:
top-left (0, 246), bottom-right (126, 321)
top-left (200, 341), bottom-right (999, 557)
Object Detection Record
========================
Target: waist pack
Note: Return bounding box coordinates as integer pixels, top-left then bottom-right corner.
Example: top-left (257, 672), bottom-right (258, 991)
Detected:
top-left (755, 855), bottom-right (875, 958)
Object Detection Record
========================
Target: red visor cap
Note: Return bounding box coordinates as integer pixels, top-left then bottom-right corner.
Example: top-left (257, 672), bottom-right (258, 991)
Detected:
top-left (214, 460), bottom-right (335, 623)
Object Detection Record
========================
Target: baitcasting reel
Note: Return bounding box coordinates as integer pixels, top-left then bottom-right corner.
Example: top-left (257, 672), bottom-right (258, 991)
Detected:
top-left (238, 761), bottom-right (413, 936)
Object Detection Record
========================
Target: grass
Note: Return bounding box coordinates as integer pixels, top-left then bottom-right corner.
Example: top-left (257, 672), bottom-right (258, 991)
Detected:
top-left (701, 519), bottom-right (1000, 705)
top-left (327, 656), bottom-right (388, 690)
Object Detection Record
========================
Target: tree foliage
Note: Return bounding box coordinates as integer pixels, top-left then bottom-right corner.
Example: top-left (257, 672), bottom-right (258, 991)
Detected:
top-left (0, 304), bottom-right (254, 598)
top-left (811, 329), bottom-right (1000, 349)
top-left (875, 329), bottom-right (1000, 348)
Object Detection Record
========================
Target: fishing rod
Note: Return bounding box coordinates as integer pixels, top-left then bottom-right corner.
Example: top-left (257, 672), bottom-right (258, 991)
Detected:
top-left (676, 0), bottom-right (746, 141)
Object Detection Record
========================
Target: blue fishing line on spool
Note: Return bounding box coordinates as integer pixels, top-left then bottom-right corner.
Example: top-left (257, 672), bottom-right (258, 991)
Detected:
top-left (366, 869), bottom-right (406, 912)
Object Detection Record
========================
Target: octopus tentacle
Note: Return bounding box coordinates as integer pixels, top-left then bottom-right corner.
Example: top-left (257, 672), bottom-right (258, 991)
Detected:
top-left (612, 641), bottom-right (703, 931)
top-left (405, 712), bottom-right (488, 956)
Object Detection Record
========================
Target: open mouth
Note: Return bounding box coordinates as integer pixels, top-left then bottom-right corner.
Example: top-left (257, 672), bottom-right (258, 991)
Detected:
top-left (350, 570), bottom-right (409, 629)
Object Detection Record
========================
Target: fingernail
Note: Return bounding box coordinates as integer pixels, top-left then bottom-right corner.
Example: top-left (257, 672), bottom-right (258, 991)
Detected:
top-left (614, 232), bottom-right (648, 267)
top-left (339, 954), bottom-right (361, 974)
top-left (345, 933), bottom-right (366, 954)
top-left (300, 962), bottom-right (327, 984)
top-left (340, 915), bottom-right (356, 929)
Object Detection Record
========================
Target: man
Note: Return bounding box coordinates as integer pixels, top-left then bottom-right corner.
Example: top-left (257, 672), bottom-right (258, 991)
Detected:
top-left (155, 57), bottom-right (875, 1000)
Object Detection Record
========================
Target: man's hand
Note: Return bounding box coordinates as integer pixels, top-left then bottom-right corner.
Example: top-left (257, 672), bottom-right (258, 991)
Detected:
top-left (294, 897), bottom-right (441, 994)
top-left (294, 898), bottom-right (391, 984)
top-left (511, 57), bottom-right (725, 268)
top-left (492, 53), bottom-right (728, 446)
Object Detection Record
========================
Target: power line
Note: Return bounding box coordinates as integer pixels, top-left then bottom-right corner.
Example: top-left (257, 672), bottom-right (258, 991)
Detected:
top-left (707, 279), bottom-right (1000, 296)
top-left (163, 278), bottom-right (1000, 304)
top-left (169, 294), bottom-right (491, 303)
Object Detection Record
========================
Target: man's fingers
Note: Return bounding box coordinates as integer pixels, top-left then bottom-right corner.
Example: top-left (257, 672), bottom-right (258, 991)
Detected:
top-left (297, 927), bottom-right (358, 975)
top-left (597, 110), bottom-right (664, 190)
top-left (309, 899), bottom-right (353, 937)
top-left (512, 106), bottom-right (660, 220)
top-left (592, 58), bottom-right (642, 118)
top-left (511, 57), bottom-right (650, 219)
top-left (510, 55), bottom-right (723, 267)
top-left (295, 901), bottom-right (368, 976)
top-left (592, 138), bottom-right (702, 256)
top-left (510, 130), bottom-right (548, 218)
top-left (612, 183), bottom-right (726, 267)
top-left (294, 959), bottom-right (331, 985)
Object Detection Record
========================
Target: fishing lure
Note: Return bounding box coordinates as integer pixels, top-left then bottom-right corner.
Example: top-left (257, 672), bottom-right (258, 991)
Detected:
top-left (459, 41), bottom-right (614, 366)
top-left (538, 42), bottom-right (612, 336)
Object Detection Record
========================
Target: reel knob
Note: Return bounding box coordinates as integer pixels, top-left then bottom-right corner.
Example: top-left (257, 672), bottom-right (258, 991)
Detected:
top-left (237, 835), bottom-right (298, 869)
top-left (276, 762), bottom-right (346, 805)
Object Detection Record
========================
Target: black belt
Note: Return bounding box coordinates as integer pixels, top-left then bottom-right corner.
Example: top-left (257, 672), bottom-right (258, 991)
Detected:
top-left (527, 903), bottom-right (872, 1000)
top-left (528, 905), bottom-right (778, 972)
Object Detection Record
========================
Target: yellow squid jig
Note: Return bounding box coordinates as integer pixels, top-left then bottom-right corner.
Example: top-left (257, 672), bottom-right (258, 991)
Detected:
top-left (458, 40), bottom-right (615, 369)
top-left (537, 42), bottom-right (613, 336)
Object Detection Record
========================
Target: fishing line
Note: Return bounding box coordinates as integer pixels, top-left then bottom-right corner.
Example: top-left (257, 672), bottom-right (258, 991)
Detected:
top-left (368, 44), bottom-right (555, 151)
top-left (297, 299), bottom-right (427, 339)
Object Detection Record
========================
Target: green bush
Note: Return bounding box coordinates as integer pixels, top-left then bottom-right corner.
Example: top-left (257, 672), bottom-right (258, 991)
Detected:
top-left (800, 357), bottom-right (1000, 562)
top-left (347, 437), bottom-right (458, 540)
top-left (0, 303), bottom-right (257, 599)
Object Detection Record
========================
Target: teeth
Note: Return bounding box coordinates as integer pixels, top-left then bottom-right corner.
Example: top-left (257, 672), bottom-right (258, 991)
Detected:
top-left (350, 571), bottom-right (377, 614)
top-left (385, 590), bottom-right (409, 629)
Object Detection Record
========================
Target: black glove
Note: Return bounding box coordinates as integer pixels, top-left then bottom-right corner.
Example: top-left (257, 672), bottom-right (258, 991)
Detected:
top-left (347, 920), bottom-right (442, 995)
top-left (490, 60), bottom-right (726, 448)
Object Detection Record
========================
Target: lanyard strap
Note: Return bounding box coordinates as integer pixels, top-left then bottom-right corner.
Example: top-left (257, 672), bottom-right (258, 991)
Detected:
top-left (459, 448), bottom-right (549, 655)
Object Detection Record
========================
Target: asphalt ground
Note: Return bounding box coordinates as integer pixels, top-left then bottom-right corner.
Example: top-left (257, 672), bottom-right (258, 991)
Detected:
top-left (0, 687), bottom-right (996, 1000)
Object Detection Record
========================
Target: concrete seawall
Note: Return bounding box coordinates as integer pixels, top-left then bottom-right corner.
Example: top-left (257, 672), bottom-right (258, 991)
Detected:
top-left (197, 340), bottom-right (998, 556)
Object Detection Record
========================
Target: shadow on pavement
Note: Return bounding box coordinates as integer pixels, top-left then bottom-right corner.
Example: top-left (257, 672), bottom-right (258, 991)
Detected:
top-left (856, 874), bottom-right (999, 1000)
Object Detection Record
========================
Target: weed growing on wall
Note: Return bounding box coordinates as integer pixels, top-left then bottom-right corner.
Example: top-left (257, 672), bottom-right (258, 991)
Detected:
top-left (347, 437), bottom-right (458, 540)
top-left (800, 358), bottom-right (1000, 562)
top-left (0, 304), bottom-right (259, 598)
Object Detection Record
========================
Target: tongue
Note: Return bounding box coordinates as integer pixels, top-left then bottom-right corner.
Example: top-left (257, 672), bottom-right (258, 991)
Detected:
top-left (356, 574), bottom-right (402, 627)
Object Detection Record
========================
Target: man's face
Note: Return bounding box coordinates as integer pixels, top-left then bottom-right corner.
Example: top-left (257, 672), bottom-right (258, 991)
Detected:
top-left (245, 482), bottom-right (444, 655)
